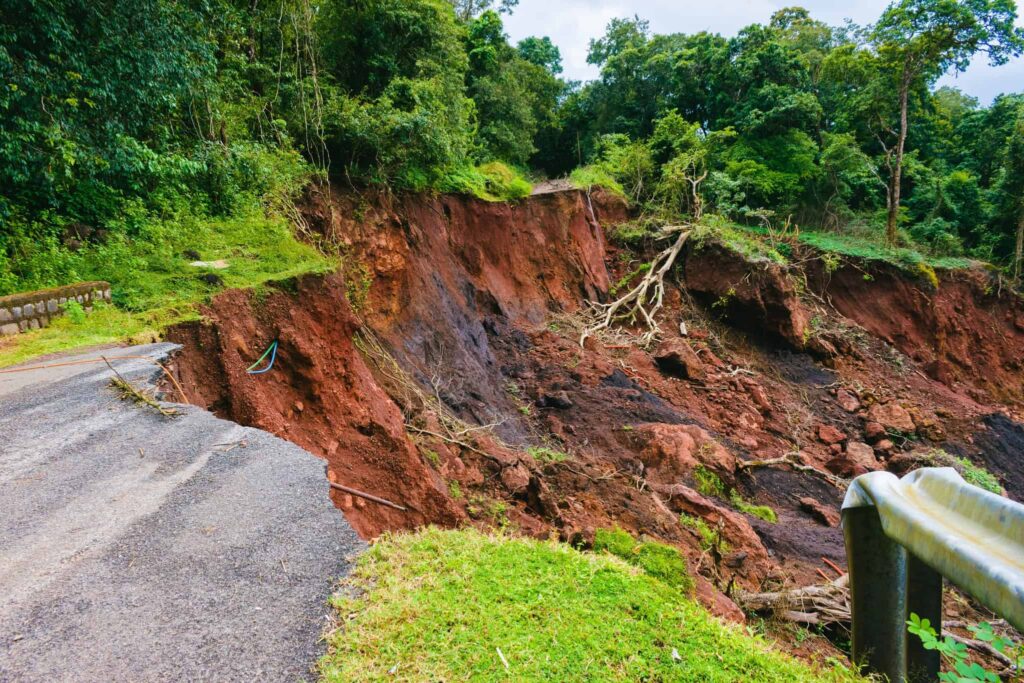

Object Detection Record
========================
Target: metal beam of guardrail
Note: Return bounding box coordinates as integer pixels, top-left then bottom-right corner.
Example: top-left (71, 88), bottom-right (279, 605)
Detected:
top-left (842, 467), bottom-right (1024, 683)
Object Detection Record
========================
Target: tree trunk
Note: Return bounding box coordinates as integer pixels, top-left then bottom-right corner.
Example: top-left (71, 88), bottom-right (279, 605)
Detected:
top-left (886, 64), bottom-right (913, 246)
top-left (1015, 210), bottom-right (1024, 284)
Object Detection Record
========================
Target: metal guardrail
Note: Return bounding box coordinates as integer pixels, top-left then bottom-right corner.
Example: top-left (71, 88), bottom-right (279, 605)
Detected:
top-left (842, 467), bottom-right (1024, 683)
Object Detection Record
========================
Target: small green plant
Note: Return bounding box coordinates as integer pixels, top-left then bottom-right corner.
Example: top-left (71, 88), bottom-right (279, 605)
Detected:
top-left (526, 445), bottom-right (569, 463)
top-left (694, 465), bottom-right (726, 498)
top-left (344, 258), bottom-right (373, 311)
top-left (518, 405), bottom-right (532, 416)
top-left (680, 513), bottom-right (732, 554)
top-left (620, 425), bottom-right (634, 432)
top-left (712, 287), bottom-right (737, 311)
top-left (957, 457), bottom-right (1003, 494)
top-left (422, 448), bottom-right (441, 468)
top-left (466, 495), bottom-right (509, 526)
top-left (729, 491), bottom-right (778, 523)
top-left (821, 252), bottom-right (842, 274)
top-left (908, 614), bottom-right (1023, 682)
top-left (594, 527), bottom-right (694, 593)
top-left (447, 480), bottom-right (463, 500)
top-left (924, 449), bottom-right (1003, 495)
top-left (916, 261), bottom-right (940, 289)
top-left (62, 300), bottom-right (87, 324)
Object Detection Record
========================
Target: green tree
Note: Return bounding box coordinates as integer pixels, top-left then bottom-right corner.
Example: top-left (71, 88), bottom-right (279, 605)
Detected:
top-left (996, 113), bottom-right (1024, 281)
top-left (871, 0), bottom-right (1024, 244)
top-left (449, 0), bottom-right (518, 21)
top-left (318, 0), bottom-right (475, 187)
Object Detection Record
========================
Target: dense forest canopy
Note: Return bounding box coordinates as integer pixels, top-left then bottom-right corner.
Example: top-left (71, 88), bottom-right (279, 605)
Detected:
top-left (3, 0), bottom-right (1024, 294)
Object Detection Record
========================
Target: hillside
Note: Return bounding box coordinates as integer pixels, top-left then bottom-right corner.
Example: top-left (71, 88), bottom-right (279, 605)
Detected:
top-left (4, 0), bottom-right (1024, 680)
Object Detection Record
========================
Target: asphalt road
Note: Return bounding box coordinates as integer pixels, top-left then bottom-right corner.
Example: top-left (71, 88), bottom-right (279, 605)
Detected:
top-left (0, 344), bottom-right (364, 682)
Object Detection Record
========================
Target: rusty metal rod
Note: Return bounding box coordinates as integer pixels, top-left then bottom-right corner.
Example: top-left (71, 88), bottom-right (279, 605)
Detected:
top-left (329, 481), bottom-right (407, 511)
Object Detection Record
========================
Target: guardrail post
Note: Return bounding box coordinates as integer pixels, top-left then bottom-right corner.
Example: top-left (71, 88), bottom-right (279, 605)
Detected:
top-left (843, 506), bottom-right (908, 682)
top-left (906, 554), bottom-right (942, 683)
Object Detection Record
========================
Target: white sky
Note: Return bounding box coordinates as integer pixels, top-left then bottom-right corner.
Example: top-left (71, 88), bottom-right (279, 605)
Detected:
top-left (503, 0), bottom-right (1024, 105)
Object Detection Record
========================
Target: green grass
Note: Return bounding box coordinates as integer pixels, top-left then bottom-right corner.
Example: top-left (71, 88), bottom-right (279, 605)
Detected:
top-left (594, 526), bottom-right (694, 593)
top-left (441, 162), bottom-right (532, 201)
top-left (787, 228), bottom-right (975, 272)
top-left (0, 211), bottom-right (335, 368)
top-left (320, 528), bottom-right (859, 682)
top-left (569, 165), bottom-right (626, 198)
top-left (923, 449), bottom-right (1003, 495)
top-left (526, 445), bottom-right (570, 464)
top-left (694, 465), bottom-right (727, 498)
top-left (730, 491), bottom-right (778, 524)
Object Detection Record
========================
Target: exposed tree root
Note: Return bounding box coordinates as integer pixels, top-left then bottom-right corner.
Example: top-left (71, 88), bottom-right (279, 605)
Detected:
top-left (581, 225), bottom-right (691, 347)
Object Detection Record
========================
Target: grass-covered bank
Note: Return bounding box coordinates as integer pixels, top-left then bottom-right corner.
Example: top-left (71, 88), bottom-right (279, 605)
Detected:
top-left (0, 210), bottom-right (334, 368)
top-left (320, 528), bottom-right (859, 682)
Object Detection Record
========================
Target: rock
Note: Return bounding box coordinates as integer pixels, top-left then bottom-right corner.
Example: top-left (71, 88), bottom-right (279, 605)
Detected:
top-left (724, 550), bottom-right (748, 568)
top-left (656, 483), bottom-right (772, 581)
top-left (199, 273), bottom-right (224, 287)
top-left (874, 439), bottom-right (895, 453)
top-left (694, 576), bottom-right (746, 624)
top-left (538, 390), bottom-right (573, 410)
top-left (817, 424), bottom-right (846, 445)
top-left (867, 402), bottom-right (915, 433)
top-left (743, 380), bottom-right (773, 414)
top-left (634, 423), bottom-right (736, 484)
top-left (190, 259), bottom-right (230, 269)
top-left (829, 443), bottom-right (843, 455)
top-left (736, 435), bottom-right (758, 450)
top-left (799, 497), bottom-right (840, 527)
top-left (825, 455), bottom-right (869, 479)
top-left (836, 389), bottom-right (861, 413)
top-left (845, 441), bottom-right (878, 470)
top-left (652, 339), bottom-right (706, 381)
top-left (864, 421), bottom-right (887, 442)
top-left (499, 464), bottom-right (531, 493)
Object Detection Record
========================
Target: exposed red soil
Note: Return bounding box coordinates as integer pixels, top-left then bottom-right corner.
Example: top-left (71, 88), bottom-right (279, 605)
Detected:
top-left (165, 186), bottom-right (1024, 641)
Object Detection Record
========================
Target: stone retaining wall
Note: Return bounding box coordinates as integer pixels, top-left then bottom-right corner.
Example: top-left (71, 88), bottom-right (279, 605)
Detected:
top-left (0, 281), bottom-right (111, 336)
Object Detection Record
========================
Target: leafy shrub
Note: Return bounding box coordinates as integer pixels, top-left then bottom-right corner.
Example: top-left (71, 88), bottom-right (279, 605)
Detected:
top-left (908, 614), bottom-right (1023, 682)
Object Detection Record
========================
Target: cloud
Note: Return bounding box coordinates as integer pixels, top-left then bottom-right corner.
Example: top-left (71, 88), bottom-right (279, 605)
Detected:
top-left (502, 0), bottom-right (1023, 104)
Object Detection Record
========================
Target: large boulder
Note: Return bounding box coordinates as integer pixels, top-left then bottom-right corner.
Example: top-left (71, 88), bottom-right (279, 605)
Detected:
top-left (653, 339), bottom-right (706, 382)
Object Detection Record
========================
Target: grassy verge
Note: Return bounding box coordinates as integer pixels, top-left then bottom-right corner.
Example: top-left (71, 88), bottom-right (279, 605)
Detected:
top-left (320, 528), bottom-right (859, 682)
top-left (0, 211), bottom-right (334, 368)
top-left (441, 162), bottom-right (533, 201)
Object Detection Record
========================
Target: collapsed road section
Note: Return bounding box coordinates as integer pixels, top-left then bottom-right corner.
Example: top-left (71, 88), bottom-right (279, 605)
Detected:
top-left (0, 343), bottom-right (362, 682)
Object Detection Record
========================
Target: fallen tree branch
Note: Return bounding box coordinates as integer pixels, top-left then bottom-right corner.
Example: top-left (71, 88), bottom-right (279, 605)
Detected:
top-left (104, 357), bottom-right (177, 417)
top-left (736, 453), bottom-right (848, 489)
top-left (328, 481), bottom-right (407, 511)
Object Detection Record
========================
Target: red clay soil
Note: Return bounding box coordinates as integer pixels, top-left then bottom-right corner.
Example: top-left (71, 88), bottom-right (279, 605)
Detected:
top-left (165, 186), bottom-right (1024, 634)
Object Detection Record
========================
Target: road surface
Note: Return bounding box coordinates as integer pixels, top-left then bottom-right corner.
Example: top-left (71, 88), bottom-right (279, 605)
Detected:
top-left (0, 344), bottom-right (363, 682)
